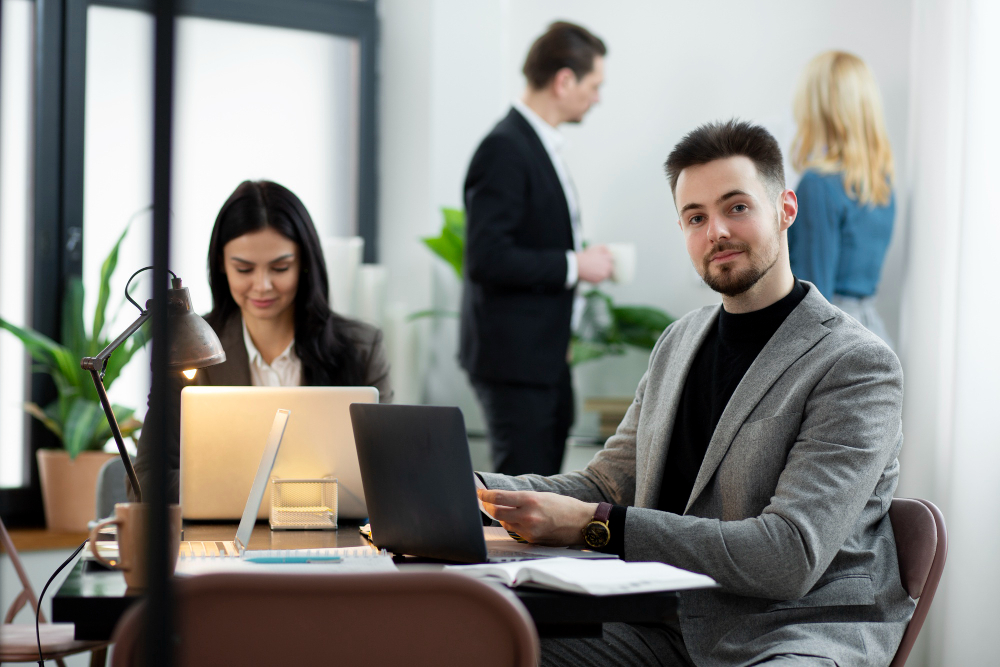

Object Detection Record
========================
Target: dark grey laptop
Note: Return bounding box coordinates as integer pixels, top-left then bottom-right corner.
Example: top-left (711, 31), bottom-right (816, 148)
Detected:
top-left (349, 403), bottom-right (614, 563)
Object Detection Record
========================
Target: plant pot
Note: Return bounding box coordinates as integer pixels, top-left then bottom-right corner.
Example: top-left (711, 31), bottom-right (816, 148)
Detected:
top-left (37, 449), bottom-right (117, 532)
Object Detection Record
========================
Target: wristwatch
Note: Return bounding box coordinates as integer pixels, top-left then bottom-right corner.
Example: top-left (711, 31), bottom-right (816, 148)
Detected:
top-left (582, 502), bottom-right (613, 549)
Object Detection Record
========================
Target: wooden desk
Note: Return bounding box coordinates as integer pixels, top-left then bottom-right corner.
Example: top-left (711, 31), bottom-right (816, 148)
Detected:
top-left (52, 521), bottom-right (680, 640)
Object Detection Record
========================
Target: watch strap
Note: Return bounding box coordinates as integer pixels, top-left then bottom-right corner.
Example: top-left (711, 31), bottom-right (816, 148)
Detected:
top-left (593, 502), bottom-right (612, 523)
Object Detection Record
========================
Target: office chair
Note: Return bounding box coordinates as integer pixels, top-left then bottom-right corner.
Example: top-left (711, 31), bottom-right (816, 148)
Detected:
top-left (888, 497), bottom-right (948, 666)
top-left (111, 571), bottom-right (539, 666)
top-left (95, 456), bottom-right (133, 521)
top-left (0, 516), bottom-right (110, 667)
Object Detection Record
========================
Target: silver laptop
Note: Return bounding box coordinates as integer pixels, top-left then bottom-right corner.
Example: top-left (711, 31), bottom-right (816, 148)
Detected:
top-left (181, 409), bottom-right (286, 558)
top-left (180, 386), bottom-right (378, 520)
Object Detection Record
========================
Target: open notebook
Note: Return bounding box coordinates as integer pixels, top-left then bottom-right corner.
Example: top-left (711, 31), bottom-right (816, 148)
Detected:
top-left (175, 409), bottom-right (394, 574)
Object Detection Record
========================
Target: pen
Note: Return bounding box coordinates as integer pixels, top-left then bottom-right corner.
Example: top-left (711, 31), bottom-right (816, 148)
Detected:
top-left (245, 556), bottom-right (343, 564)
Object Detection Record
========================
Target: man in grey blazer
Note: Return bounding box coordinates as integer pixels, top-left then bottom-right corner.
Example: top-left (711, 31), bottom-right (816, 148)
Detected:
top-left (478, 120), bottom-right (914, 666)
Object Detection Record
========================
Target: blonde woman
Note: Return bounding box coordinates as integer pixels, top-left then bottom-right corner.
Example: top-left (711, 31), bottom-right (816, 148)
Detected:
top-left (789, 50), bottom-right (895, 346)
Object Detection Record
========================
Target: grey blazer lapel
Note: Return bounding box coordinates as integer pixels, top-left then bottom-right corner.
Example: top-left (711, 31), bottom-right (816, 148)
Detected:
top-left (635, 306), bottom-right (718, 508)
top-left (200, 313), bottom-right (251, 386)
top-left (684, 285), bottom-right (836, 513)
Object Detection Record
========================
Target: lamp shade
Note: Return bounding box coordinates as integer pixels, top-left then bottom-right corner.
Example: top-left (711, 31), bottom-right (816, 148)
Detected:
top-left (166, 281), bottom-right (226, 371)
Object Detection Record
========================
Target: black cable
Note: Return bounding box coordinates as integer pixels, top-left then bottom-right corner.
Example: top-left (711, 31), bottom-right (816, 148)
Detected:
top-left (124, 265), bottom-right (177, 313)
top-left (35, 539), bottom-right (87, 666)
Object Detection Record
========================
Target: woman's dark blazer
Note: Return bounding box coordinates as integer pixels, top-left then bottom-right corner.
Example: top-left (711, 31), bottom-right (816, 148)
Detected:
top-left (130, 312), bottom-right (393, 502)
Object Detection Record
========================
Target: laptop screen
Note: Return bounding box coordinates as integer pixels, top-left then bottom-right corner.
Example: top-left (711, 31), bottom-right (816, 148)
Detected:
top-left (234, 409), bottom-right (290, 552)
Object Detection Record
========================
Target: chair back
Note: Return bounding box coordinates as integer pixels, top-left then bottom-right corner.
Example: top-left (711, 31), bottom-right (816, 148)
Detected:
top-left (0, 515), bottom-right (45, 624)
top-left (96, 455), bottom-right (132, 520)
top-left (112, 571), bottom-right (539, 666)
top-left (888, 497), bottom-right (948, 666)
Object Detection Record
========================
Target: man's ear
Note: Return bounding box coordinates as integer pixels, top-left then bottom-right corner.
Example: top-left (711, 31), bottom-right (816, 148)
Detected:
top-left (551, 67), bottom-right (576, 98)
top-left (779, 189), bottom-right (798, 231)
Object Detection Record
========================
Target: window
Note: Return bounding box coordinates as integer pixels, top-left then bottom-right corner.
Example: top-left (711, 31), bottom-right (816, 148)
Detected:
top-left (0, 0), bottom-right (35, 488)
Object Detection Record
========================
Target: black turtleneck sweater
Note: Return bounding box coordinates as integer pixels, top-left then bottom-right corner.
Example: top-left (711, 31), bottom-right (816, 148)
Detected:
top-left (601, 280), bottom-right (808, 556)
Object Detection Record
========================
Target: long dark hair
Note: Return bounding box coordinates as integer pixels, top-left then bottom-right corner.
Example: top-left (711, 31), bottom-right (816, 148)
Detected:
top-left (206, 180), bottom-right (365, 386)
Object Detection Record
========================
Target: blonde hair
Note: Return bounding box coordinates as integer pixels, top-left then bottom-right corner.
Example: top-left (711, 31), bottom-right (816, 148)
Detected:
top-left (792, 51), bottom-right (894, 206)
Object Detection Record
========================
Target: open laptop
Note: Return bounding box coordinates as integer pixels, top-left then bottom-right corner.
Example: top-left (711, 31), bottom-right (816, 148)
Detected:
top-left (180, 409), bottom-right (340, 561)
top-left (349, 403), bottom-right (615, 563)
top-left (180, 386), bottom-right (377, 520)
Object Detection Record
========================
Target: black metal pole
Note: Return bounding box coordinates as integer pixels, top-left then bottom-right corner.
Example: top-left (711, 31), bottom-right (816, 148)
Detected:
top-left (147, 0), bottom-right (175, 664)
top-left (87, 369), bottom-right (142, 501)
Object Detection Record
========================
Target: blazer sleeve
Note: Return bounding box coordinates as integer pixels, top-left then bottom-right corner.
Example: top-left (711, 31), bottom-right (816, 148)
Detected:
top-left (624, 341), bottom-right (903, 600)
top-left (789, 172), bottom-right (842, 299)
top-left (464, 133), bottom-right (569, 289)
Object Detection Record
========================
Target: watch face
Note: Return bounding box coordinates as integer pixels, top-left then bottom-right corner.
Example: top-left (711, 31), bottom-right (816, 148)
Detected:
top-left (583, 521), bottom-right (610, 548)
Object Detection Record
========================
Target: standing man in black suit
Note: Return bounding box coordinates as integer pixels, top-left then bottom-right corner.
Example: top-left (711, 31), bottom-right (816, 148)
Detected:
top-left (460, 22), bottom-right (614, 476)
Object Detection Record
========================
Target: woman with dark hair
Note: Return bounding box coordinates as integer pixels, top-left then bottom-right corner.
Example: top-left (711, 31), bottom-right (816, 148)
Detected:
top-left (132, 180), bottom-right (392, 502)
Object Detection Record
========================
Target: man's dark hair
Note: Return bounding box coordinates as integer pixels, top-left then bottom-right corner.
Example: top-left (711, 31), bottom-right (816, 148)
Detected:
top-left (664, 120), bottom-right (785, 198)
top-left (522, 21), bottom-right (606, 90)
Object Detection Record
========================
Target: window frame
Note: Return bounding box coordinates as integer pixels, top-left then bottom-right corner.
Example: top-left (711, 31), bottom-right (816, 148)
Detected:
top-left (0, 0), bottom-right (379, 525)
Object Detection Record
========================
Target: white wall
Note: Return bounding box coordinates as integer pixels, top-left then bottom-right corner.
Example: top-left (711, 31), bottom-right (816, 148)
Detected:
top-left (378, 0), bottom-right (913, 427)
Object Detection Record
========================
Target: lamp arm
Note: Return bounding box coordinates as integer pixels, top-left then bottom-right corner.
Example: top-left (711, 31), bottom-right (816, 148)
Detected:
top-left (88, 368), bottom-right (142, 503)
top-left (81, 308), bottom-right (152, 504)
top-left (83, 307), bottom-right (152, 373)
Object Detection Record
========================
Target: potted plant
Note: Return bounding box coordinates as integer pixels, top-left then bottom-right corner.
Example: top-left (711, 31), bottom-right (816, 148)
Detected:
top-left (418, 208), bottom-right (674, 363)
top-left (419, 209), bottom-right (675, 439)
top-left (0, 227), bottom-right (149, 531)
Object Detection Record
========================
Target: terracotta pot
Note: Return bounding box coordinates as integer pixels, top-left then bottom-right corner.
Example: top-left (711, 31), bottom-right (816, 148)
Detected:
top-left (37, 449), bottom-right (117, 532)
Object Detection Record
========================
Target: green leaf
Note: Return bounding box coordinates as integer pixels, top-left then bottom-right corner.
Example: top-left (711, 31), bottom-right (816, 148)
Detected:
top-left (420, 208), bottom-right (466, 279)
top-left (94, 404), bottom-right (136, 444)
top-left (92, 225), bottom-right (131, 352)
top-left (63, 399), bottom-right (107, 458)
top-left (102, 320), bottom-right (150, 389)
top-left (441, 207), bottom-right (466, 241)
top-left (406, 309), bottom-right (459, 322)
top-left (422, 235), bottom-right (464, 279)
top-left (612, 306), bottom-right (674, 350)
top-left (571, 339), bottom-right (625, 365)
top-left (0, 317), bottom-right (79, 387)
top-left (24, 402), bottom-right (63, 439)
top-left (61, 279), bottom-right (88, 360)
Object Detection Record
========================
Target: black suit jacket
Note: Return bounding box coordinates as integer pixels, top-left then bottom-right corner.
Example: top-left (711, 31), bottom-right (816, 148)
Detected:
top-left (459, 108), bottom-right (575, 385)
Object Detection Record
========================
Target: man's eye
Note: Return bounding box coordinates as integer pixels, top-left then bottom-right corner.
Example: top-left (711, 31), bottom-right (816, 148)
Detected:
top-left (689, 215), bottom-right (705, 225)
top-left (731, 204), bottom-right (748, 213)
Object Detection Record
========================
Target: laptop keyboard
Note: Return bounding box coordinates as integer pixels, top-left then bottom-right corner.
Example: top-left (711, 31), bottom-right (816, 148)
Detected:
top-left (179, 541), bottom-right (239, 558)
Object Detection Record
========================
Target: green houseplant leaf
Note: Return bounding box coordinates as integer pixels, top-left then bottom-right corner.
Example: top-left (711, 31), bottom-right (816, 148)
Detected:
top-left (0, 222), bottom-right (149, 458)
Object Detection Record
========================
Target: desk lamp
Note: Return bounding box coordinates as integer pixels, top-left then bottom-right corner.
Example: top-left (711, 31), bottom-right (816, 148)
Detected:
top-left (81, 267), bottom-right (226, 502)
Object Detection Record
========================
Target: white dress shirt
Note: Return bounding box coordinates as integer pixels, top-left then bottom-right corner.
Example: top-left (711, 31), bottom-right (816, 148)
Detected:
top-left (511, 100), bottom-right (586, 328)
top-left (242, 319), bottom-right (302, 387)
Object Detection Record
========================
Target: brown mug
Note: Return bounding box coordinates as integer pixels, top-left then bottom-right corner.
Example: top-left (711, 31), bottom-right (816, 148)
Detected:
top-left (89, 502), bottom-right (182, 589)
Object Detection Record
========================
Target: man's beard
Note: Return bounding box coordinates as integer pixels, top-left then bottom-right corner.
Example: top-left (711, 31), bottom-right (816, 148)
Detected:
top-left (700, 238), bottom-right (778, 297)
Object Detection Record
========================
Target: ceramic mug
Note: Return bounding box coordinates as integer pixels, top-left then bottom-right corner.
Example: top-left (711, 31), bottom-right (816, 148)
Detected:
top-left (607, 242), bottom-right (637, 285)
top-left (89, 502), bottom-right (183, 589)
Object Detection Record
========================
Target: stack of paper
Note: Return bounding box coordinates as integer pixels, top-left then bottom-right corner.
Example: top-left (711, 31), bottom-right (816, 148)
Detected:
top-left (446, 557), bottom-right (716, 596)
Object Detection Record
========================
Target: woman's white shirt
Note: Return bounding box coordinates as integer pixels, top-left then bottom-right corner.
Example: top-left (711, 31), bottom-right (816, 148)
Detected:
top-left (242, 319), bottom-right (302, 387)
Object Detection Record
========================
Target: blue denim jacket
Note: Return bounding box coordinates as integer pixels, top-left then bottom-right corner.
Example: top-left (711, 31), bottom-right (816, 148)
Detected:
top-left (788, 170), bottom-right (895, 299)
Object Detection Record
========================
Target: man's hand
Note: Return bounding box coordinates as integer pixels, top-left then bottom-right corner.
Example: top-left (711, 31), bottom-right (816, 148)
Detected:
top-left (577, 245), bottom-right (614, 284)
top-left (477, 489), bottom-right (598, 547)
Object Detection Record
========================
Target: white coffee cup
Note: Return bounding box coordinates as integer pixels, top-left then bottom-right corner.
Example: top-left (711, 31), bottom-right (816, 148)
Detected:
top-left (607, 243), bottom-right (637, 285)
